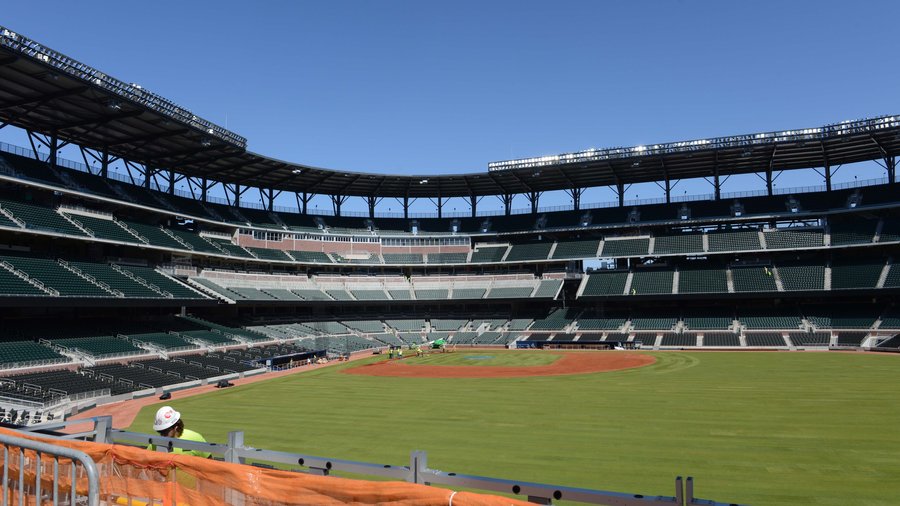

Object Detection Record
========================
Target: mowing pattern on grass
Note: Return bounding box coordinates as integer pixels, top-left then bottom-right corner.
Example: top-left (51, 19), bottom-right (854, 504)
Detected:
top-left (128, 352), bottom-right (900, 506)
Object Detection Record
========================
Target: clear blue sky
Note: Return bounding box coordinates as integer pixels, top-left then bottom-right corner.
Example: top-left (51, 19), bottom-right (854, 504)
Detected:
top-left (2, 1), bottom-right (898, 213)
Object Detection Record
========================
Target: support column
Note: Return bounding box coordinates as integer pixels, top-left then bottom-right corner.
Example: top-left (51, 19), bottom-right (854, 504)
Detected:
top-left (168, 171), bottom-right (176, 194)
top-left (527, 191), bottom-right (541, 214)
top-left (49, 132), bottom-right (58, 167)
top-left (664, 177), bottom-right (671, 204)
top-left (201, 178), bottom-right (208, 202)
top-left (565, 187), bottom-right (583, 210)
top-left (331, 195), bottom-right (348, 217)
top-left (887, 156), bottom-right (896, 184)
top-left (765, 169), bottom-right (773, 196)
top-left (367, 196), bottom-right (377, 218)
top-left (713, 170), bottom-right (721, 200)
top-left (499, 194), bottom-right (513, 215)
top-left (403, 196), bottom-right (409, 219)
top-left (616, 181), bottom-right (625, 207)
top-left (144, 167), bottom-right (153, 189)
top-left (297, 192), bottom-right (313, 214)
top-left (100, 147), bottom-right (109, 178)
top-left (824, 163), bottom-right (832, 192)
top-left (470, 195), bottom-right (478, 218)
top-left (436, 196), bottom-right (442, 219)
top-left (234, 184), bottom-right (242, 206)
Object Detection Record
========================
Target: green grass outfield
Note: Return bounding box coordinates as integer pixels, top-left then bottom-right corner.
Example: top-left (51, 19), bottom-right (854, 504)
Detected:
top-left (128, 351), bottom-right (900, 506)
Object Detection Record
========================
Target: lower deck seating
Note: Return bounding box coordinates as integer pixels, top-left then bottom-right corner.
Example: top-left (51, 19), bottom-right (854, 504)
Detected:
top-left (739, 312), bottom-right (802, 330)
top-left (576, 317), bottom-right (626, 331)
top-left (835, 332), bottom-right (868, 347)
top-left (744, 333), bottom-right (787, 346)
top-left (788, 331), bottom-right (831, 346)
top-left (700, 333), bottom-right (741, 347)
top-left (660, 334), bottom-right (697, 347)
top-left (874, 334), bottom-right (900, 348)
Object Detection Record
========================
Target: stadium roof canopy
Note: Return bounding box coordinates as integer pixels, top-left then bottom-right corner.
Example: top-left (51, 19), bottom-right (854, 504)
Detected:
top-left (0, 26), bottom-right (898, 200)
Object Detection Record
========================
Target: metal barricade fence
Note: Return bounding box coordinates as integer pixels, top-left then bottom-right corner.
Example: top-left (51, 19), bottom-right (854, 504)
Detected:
top-left (0, 430), bottom-right (99, 506)
top-left (16, 417), bottom-right (744, 506)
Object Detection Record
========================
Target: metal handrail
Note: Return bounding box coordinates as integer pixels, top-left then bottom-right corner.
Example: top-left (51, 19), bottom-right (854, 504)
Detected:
top-left (13, 417), bottom-right (745, 506)
top-left (0, 430), bottom-right (100, 506)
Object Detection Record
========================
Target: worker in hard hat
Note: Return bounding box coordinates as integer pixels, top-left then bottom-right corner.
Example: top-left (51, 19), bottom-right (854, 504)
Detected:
top-left (148, 406), bottom-right (212, 458)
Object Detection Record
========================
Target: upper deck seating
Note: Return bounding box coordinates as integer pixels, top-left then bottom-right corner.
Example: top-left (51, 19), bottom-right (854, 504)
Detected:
top-left (63, 213), bottom-right (137, 243)
top-left (763, 229), bottom-right (824, 249)
top-left (599, 238), bottom-right (649, 257)
top-left (551, 240), bottom-right (600, 259)
top-left (0, 199), bottom-right (86, 237)
top-left (707, 229), bottom-right (761, 252)
top-left (119, 265), bottom-right (206, 299)
top-left (427, 252), bottom-right (468, 264)
top-left (70, 261), bottom-right (162, 298)
top-left (653, 233), bottom-right (703, 255)
top-left (470, 246), bottom-right (508, 263)
top-left (2, 256), bottom-right (111, 297)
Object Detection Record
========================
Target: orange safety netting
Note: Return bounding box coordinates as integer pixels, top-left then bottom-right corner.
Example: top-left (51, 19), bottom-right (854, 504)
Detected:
top-left (0, 427), bottom-right (533, 506)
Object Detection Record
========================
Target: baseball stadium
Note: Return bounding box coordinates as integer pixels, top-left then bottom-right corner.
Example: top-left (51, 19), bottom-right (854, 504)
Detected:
top-left (0, 17), bottom-right (898, 506)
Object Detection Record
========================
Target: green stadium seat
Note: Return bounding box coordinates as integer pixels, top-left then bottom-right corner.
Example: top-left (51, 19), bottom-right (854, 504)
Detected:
top-left (678, 267), bottom-right (727, 294)
top-left (581, 271), bottom-right (628, 296)
top-left (470, 246), bottom-right (508, 263)
top-left (777, 263), bottom-right (825, 291)
top-left (428, 252), bottom-right (468, 264)
top-left (630, 269), bottom-right (674, 295)
top-left (731, 266), bottom-right (777, 292)
top-left (600, 238), bottom-right (649, 257)
top-left (0, 199), bottom-right (87, 237)
top-left (707, 230), bottom-right (761, 252)
top-left (552, 240), bottom-right (600, 259)
top-left (653, 233), bottom-right (703, 255)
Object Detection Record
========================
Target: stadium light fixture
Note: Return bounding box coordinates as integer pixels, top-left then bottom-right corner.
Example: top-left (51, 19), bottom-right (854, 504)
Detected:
top-left (419, 179), bottom-right (428, 184)
top-left (0, 26), bottom-right (247, 149)
top-left (487, 115), bottom-right (900, 172)
top-left (292, 169), bottom-right (303, 175)
top-left (200, 138), bottom-right (212, 148)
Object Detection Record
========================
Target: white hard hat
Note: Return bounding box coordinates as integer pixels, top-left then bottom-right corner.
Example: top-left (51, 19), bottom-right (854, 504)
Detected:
top-left (153, 406), bottom-right (181, 431)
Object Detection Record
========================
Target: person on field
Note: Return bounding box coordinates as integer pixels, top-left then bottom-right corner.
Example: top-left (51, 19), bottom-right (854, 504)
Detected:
top-left (148, 406), bottom-right (212, 458)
